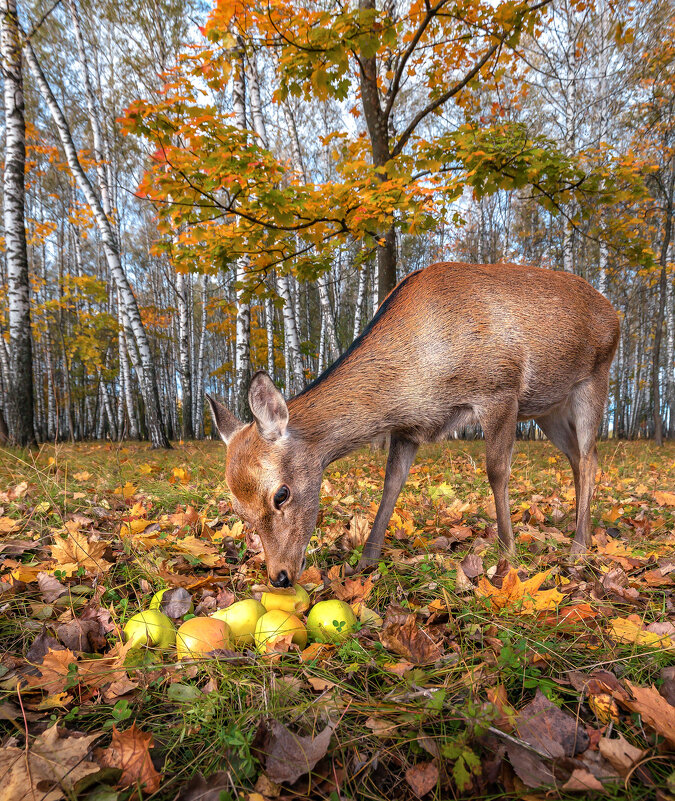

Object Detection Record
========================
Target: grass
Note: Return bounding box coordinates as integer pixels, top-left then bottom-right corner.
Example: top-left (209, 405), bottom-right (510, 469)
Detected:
top-left (0, 438), bottom-right (674, 800)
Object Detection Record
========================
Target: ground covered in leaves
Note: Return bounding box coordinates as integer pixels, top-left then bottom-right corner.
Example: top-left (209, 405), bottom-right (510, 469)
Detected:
top-left (0, 439), bottom-right (674, 801)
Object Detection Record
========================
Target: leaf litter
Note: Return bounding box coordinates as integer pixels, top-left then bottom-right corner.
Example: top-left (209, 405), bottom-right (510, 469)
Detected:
top-left (0, 439), bottom-right (673, 799)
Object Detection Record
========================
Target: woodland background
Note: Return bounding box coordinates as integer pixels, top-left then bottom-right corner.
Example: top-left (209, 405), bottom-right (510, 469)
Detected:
top-left (0, 0), bottom-right (674, 448)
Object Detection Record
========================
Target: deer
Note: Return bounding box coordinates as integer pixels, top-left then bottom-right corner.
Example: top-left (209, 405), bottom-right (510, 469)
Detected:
top-left (207, 262), bottom-right (620, 588)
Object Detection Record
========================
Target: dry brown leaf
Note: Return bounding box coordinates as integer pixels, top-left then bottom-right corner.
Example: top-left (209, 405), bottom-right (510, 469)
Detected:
top-left (100, 723), bottom-right (161, 793)
top-left (405, 760), bottom-right (439, 797)
top-left (598, 734), bottom-right (644, 776)
top-left (0, 724), bottom-right (100, 801)
top-left (653, 490), bottom-right (675, 507)
top-left (23, 648), bottom-right (77, 694)
top-left (561, 768), bottom-right (605, 792)
top-left (50, 525), bottom-right (111, 574)
top-left (332, 575), bottom-right (375, 603)
top-left (379, 608), bottom-right (442, 664)
top-left (37, 571), bottom-right (68, 603)
top-left (516, 690), bottom-right (589, 758)
top-left (622, 681), bottom-right (675, 747)
top-left (256, 719), bottom-right (333, 784)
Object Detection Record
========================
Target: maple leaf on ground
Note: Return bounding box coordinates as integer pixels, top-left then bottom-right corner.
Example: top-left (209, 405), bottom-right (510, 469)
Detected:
top-left (100, 723), bottom-right (161, 793)
top-left (332, 575), bottom-right (375, 603)
top-left (50, 524), bottom-right (111, 574)
top-left (0, 724), bottom-right (101, 801)
top-left (23, 648), bottom-right (77, 694)
top-left (476, 568), bottom-right (564, 613)
top-left (254, 719), bottom-right (333, 784)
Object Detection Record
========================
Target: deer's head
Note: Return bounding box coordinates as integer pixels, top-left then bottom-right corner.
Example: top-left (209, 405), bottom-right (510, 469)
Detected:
top-left (207, 372), bottom-right (321, 587)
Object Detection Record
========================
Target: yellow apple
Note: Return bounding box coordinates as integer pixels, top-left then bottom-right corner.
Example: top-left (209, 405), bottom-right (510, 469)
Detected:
top-left (176, 616), bottom-right (230, 660)
top-left (306, 600), bottom-right (357, 644)
top-left (124, 610), bottom-right (176, 649)
top-left (211, 599), bottom-right (266, 646)
top-left (260, 584), bottom-right (310, 614)
top-left (254, 609), bottom-right (307, 652)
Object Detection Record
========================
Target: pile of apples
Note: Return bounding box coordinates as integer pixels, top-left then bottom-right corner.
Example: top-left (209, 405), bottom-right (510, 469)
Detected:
top-left (122, 584), bottom-right (357, 660)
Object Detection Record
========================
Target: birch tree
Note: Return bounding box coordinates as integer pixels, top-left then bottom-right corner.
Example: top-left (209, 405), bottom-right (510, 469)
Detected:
top-left (2, 0), bottom-right (34, 445)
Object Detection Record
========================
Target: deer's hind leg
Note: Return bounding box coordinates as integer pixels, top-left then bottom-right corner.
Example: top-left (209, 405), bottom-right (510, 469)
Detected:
top-left (481, 397), bottom-right (518, 558)
top-left (568, 373), bottom-right (609, 552)
top-left (535, 405), bottom-right (581, 522)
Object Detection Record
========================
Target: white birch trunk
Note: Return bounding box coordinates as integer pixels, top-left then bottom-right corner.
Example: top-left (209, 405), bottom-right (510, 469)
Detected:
top-left (194, 273), bottom-right (208, 437)
top-left (278, 274), bottom-right (304, 392)
top-left (176, 270), bottom-right (193, 438)
top-left (265, 294), bottom-right (275, 378)
top-left (353, 265), bottom-right (368, 339)
top-left (2, 0), bottom-right (34, 445)
top-left (232, 48), bottom-right (251, 418)
top-left (23, 36), bottom-right (170, 447)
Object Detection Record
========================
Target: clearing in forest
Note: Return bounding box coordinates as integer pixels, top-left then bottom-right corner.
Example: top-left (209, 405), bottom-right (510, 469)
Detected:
top-left (0, 440), bottom-right (673, 800)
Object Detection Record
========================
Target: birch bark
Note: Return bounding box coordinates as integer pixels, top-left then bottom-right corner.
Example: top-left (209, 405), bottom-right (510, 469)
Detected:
top-left (176, 270), bottom-right (193, 439)
top-left (2, 0), bottom-right (34, 445)
top-left (233, 47), bottom-right (251, 418)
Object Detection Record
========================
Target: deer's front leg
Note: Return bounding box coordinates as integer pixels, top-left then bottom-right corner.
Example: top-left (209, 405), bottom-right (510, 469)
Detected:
top-left (356, 436), bottom-right (418, 570)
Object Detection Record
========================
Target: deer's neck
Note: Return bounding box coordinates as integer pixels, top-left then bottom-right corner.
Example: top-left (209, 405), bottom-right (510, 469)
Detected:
top-left (287, 367), bottom-right (387, 467)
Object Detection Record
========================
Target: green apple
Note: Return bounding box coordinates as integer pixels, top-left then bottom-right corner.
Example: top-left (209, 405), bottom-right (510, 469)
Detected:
top-left (306, 600), bottom-right (357, 644)
top-left (211, 599), bottom-right (266, 646)
top-left (254, 609), bottom-right (307, 652)
top-left (261, 584), bottom-right (310, 614)
top-left (176, 616), bottom-right (230, 660)
top-left (124, 610), bottom-right (176, 649)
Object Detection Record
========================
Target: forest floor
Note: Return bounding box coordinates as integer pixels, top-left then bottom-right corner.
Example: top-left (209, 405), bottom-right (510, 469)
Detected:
top-left (0, 439), bottom-right (674, 801)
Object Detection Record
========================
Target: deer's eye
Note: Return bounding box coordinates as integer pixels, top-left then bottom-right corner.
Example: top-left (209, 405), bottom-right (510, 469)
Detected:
top-left (273, 485), bottom-right (290, 509)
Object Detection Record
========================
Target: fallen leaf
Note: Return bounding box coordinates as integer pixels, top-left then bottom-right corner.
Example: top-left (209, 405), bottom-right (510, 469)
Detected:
top-left (608, 617), bottom-right (673, 649)
top-left (333, 575), bottom-right (374, 603)
top-left (405, 760), bottom-right (438, 797)
top-left (56, 619), bottom-right (106, 652)
top-left (622, 681), bottom-right (675, 747)
top-left (379, 608), bottom-right (442, 663)
top-left (516, 690), bottom-right (589, 758)
top-left (100, 723), bottom-right (161, 793)
top-left (561, 768), bottom-right (605, 792)
top-left (176, 771), bottom-right (231, 801)
top-left (50, 526), bottom-right (111, 574)
top-left (159, 587), bottom-right (193, 618)
top-left (0, 724), bottom-right (100, 801)
top-left (653, 490), bottom-right (675, 506)
top-left (37, 571), bottom-right (68, 603)
top-left (256, 719), bottom-right (333, 784)
top-left (460, 553), bottom-right (483, 579)
top-left (476, 569), bottom-right (563, 613)
top-left (24, 648), bottom-right (77, 694)
top-left (505, 741), bottom-right (555, 788)
top-left (598, 734), bottom-right (644, 776)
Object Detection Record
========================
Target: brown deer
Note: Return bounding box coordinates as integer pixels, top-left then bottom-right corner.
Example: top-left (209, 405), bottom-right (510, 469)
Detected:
top-left (207, 262), bottom-right (620, 588)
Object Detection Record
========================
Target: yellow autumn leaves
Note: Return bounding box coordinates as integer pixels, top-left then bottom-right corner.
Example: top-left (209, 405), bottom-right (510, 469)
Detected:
top-left (475, 568), bottom-right (564, 614)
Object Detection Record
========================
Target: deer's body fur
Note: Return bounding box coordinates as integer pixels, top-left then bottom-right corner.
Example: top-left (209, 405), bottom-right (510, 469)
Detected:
top-left (209, 262), bottom-right (620, 587)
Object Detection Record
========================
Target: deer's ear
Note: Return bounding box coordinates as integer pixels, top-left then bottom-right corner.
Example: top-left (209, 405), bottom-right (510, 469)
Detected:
top-left (206, 394), bottom-right (242, 444)
top-left (248, 371), bottom-right (288, 441)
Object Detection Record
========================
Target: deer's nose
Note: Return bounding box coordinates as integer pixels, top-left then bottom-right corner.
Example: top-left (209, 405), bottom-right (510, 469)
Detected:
top-left (270, 570), bottom-right (291, 588)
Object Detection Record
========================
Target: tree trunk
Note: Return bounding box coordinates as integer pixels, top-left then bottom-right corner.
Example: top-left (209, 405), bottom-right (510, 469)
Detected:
top-left (265, 293), bottom-right (275, 379)
top-left (353, 263), bottom-right (368, 339)
top-left (232, 47), bottom-right (251, 418)
top-left (23, 36), bottom-right (170, 447)
top-left (194, 273), bottom-right (208, 438)
top-left (652, 167), bottom-right (674, 446)
top-left (358, 0), bottom-right (396, 301)
top-left (2, 0), bottom-right (34, 446)
top-left (176, 270), bottom-right (193, 439)
top-left (278, 274), bottom-right (305, 393)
